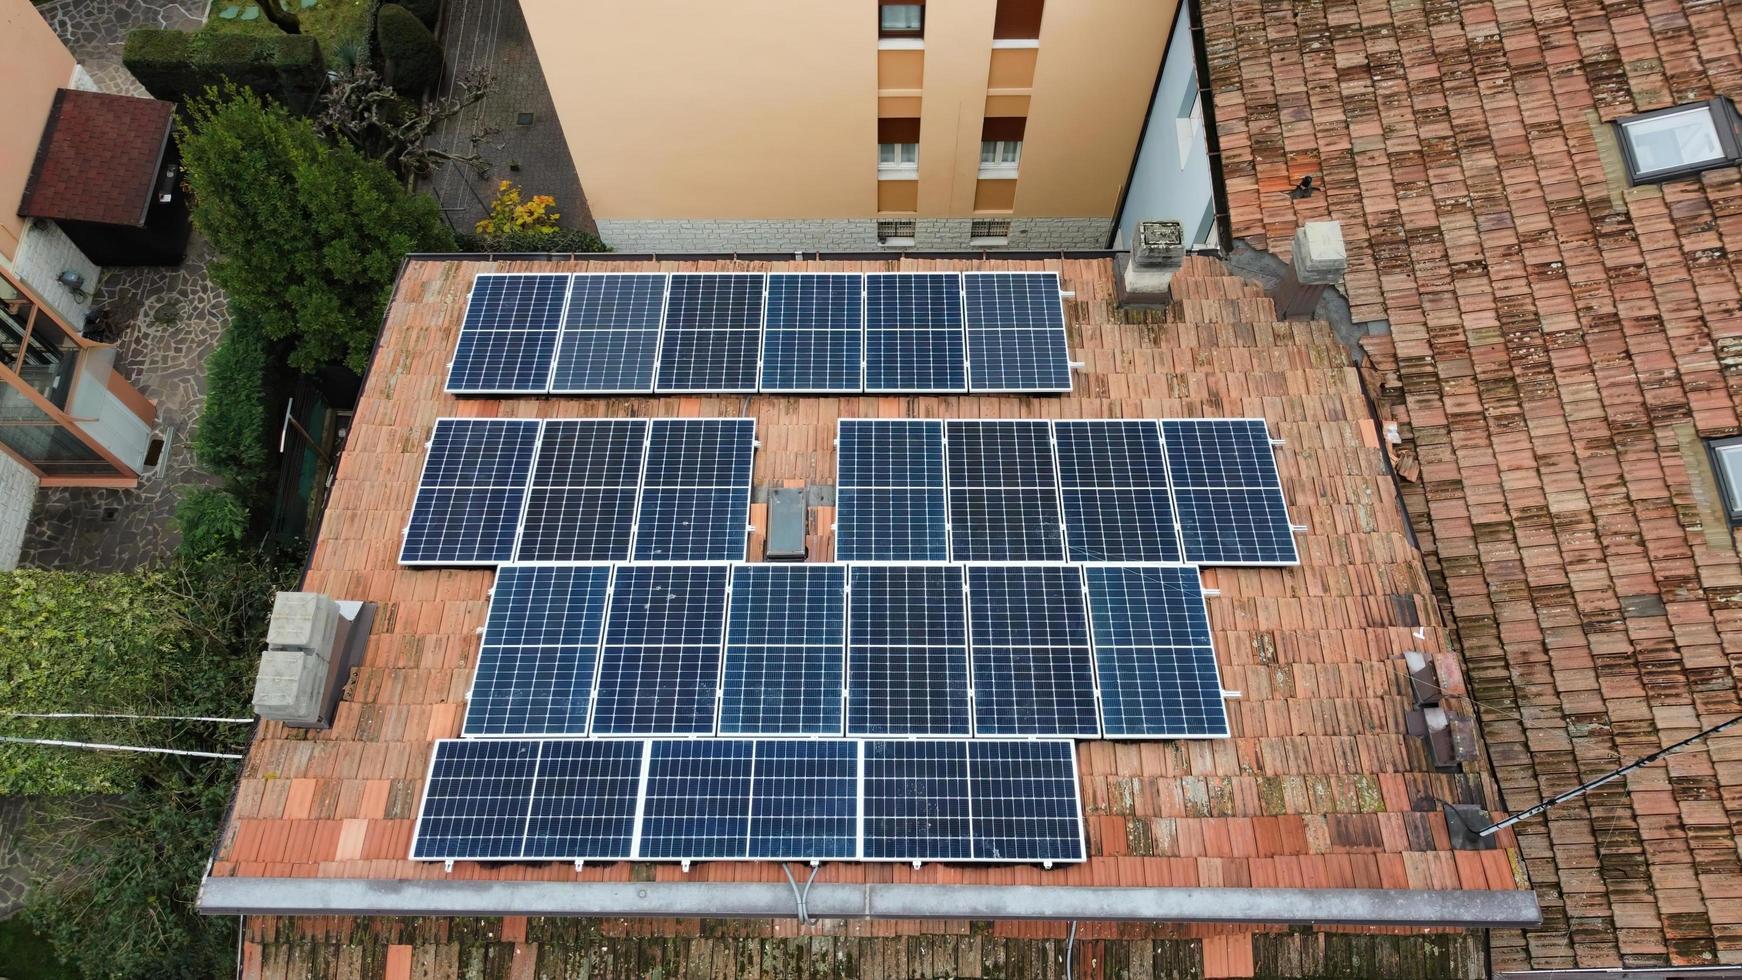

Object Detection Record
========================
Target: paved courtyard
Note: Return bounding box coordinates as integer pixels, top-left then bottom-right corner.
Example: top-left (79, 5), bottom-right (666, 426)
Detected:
top-left (424, 0), bottom-right (596, 238)
top-left (19, 0), bottom-right (226, 571)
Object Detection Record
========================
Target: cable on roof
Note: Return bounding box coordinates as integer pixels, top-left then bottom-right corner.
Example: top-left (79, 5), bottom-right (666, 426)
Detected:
top-left (1064, 920), bottom-right (1079, 978)
top-left (0, 736), bottom-right (244, 761)
top-left (1, 712), bottom-right (255, 724)
top-left (781, 863), bottom-right (821, 925)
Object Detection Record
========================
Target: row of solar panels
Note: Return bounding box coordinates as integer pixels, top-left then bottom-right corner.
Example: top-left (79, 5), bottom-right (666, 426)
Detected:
top-left (837, 418), bottom-right (1300, 566)
top-left (464, 562), bottom-right (1227, 740)
top-left (445, 272), bottom-right (1072, 395)
top-left (411, 737), bottom-right (1084, 865)
top-left (400, 417), bottom-right (755, 565)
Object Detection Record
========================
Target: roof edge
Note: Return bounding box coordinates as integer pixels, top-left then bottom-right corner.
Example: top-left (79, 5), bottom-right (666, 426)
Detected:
top-left (199, 877), bottom-right (1541, 927)
top-left (404, 249), bottom-right (1126, 262)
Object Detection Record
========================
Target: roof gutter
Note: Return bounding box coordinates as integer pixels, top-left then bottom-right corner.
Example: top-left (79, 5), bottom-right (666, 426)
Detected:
top-left (199, 877), bottom-right (1540, 928)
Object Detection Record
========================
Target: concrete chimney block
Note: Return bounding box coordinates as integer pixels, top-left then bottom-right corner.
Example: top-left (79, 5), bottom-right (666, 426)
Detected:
top-left (267, 592), bottom-right (340, 653)
top-left (1291, 221), bottom-right (1346, 285)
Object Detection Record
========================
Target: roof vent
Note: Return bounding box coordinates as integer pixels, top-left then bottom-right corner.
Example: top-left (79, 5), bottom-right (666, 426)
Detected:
top-left (1133, 220), bottom-right (1185, 268)
top-left (252, 592), bottom-right (375, 729)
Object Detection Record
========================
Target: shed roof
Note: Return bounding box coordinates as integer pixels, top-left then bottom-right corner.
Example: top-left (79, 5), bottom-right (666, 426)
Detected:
top-left (18, 88), bottom-right (172, 227)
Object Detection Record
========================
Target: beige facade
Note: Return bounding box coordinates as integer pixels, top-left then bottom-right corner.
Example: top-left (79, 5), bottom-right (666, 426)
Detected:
top-left (519, 0), bottom-right (1175, 249)
top-left (0, 0), bottom-right (76, 263)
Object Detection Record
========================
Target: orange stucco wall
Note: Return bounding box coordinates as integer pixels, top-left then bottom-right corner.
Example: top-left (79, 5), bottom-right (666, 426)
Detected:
top-left (0, 0), bottom-right (74, 261)
top-left (520, 0), bottom-right (1173, 221)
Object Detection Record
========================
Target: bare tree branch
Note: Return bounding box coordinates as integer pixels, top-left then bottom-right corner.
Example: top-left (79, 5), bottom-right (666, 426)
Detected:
top-left (316, 66), bottom-right (499, 181)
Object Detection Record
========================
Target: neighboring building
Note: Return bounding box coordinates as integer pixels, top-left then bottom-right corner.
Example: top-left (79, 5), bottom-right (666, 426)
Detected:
top-left (517, 0), bottom-right (1172, 252)
top-left (1111, 0), bottom-right (1219, 253)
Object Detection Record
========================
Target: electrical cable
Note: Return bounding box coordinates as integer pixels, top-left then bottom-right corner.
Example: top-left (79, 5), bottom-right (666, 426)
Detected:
top-left (1, 712), bottom-right (254, 723)
top-left (0, 735), bottom-right (244, 760)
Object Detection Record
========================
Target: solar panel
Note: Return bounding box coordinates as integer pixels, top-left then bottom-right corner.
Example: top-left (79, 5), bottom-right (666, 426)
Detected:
top-left (748, 740), bottom-right (859, 859)
top-left (400, 418), bottom-right (540, 565)
top-left (861, 739), bottom-right (972, 860)
top-left (1160, 419), bottom-right (1299, 565)
top-left (967, 740), bottom-right (1084, 862)
top-left (463, 564), bottom-right (612, 737)
top-left (550, 273), bottom-right (666, 393)
top-left (835, 419), bottom-right (949, 561)
top-left (719, 565), bottom-right (846, 735)
top-left (655, 273), bottom-right (764, 392)
top-left (761, 273), bottom-right (863, 392)
top-left (962, 272), bottom-right (1071, 392)
top-left (590, 564), bottom-right (730, 735)
top-left (1053, 420), bottom-right (1182, 562)
top-left (965, 566), bottom-right (1099, 737)
top-left (515, 419), bottom-right (647, 561)
top-left (522, 739), bottom-right (644, 859)
top-left (864, 273), bottom-right (966, 392)
top-left (1083, 564), bottom-right (1229, 737)
top-left (945, 420), bottom-right (1066, 561)
top-left (639, 739), bottom-right (753, 859)
top-left (410, 739), bottom-right (538, 860)
top-left (445, 274), bottom-right (570, 394)
top-left (632, 418), bottom-right (755, 561)
top-left (846, 565), bottom-right (970, 736)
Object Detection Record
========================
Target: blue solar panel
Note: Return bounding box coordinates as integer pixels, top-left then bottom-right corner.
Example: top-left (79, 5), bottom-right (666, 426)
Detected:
top-left (945, 420), bottom-right (1065, 561)
top-left (410, 739), bottom-right (538, 860)
top-left (1054, 420), bottom-right (1182, 562)
top-left (515, 419), bottom-right (647, 562)
top-left (655, 274), bottom-right (764, 392)
top-left (967, 741), bottom-right (1084, 862)
top-left (963, 273), bottom-right (1070, 392)
top-left (861, 739), bottom-right (971, 860)
top-left (1161, 419), bottom-right (1298, 565)
top-left (835, 419), bottom-right (948, 561)
top-left (748, 740), bottom-right (858, 859)
top-left (550, 274), bottom-right (666, 393)
top-left (761, 273), bottom-right (863, 392)
top-left (401, 418), bottom-right (540, 565)
top-left (521, 740), bottom-right (644, 859)
top-left (639, 740), bottom-right (753, 859)
top-left (445, 274), bottom-right (570, 393)
top-left (966, 566), bottom-right (1098, 737)
top-left (633, 419), bottom-right (754, 561)
top-left (846, 565), bottom-right (970, 736)
top-left (865, 274), bottom-right (965, 392)
top-left (1083, 564), bottom-right (1228, 737)
top-left (591, 565), bottom-right (729, 735)
top-left (719, 565), bottom-right (846, 735)
top-left (463, 564), bottom-right (612, 737)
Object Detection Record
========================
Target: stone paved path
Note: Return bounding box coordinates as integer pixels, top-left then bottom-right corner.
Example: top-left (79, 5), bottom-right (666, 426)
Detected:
top-left (19, 0), bottom-right (225, 572)
top-left (424, 0), bottom-right (597, 239)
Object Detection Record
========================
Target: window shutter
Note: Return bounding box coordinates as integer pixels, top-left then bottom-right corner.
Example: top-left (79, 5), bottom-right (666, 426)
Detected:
top-left (981, 117), bottom-right (1027, 142)
top-left (878, 118), bottom-right (922, 144)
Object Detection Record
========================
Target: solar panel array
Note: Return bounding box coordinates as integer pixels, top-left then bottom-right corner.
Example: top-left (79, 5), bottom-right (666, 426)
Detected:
top-left (460, 561), bottom-right (1224, 739)
top-left (400, 418), bottom-right (755, 566)
top-left (836, 418), bottom-right (1298, 566)
top-left (411, 737), bottom-right (1084, 864)
top-left (445, 272), bottom-right (1071, 395)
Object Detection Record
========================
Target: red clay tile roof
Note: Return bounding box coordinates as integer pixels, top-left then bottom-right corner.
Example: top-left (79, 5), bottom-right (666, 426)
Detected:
top-left (18, 89), bottom-right (173, 227)
top-left (213, 255), bottom-right (1526, 929)
top-left (1201, 0), bottom-right (1742, 968)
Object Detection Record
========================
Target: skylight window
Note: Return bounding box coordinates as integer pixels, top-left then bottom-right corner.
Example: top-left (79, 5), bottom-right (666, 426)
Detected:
top-left (1615, 98), bottom-right (1742, 184)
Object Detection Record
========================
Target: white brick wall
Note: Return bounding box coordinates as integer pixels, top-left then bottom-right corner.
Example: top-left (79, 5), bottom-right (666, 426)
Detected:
top-left (0, 451), bottom-right (38, 571)
top-left (592, 217), bottom-right (1113, 253)
top-left (9, 220), bottom-right (99, 330)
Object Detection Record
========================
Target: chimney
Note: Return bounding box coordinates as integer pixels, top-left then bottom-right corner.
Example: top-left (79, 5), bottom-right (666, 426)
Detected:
top-left (1270, 220), bottom-right (1345, 318)
top-left (252, 592), bottom-right (375, 729)
top-left (1119, 219), bottom-right (1186, 304)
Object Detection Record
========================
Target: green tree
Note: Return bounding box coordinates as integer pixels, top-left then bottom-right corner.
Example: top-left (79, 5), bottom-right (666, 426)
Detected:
top-left (178, 86), bottom-right (453, 372)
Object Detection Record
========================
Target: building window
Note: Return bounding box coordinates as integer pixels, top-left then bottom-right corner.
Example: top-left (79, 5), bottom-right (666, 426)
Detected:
top-left (980, 140), bottom-right (1022, 176)
top-left (876, 220), bottom-right (916, 246)
top-left (1615, 98), bottom-right (1742, 184)
top-left (1709, 436), bottom-right (1742, 525)
top-left (0, 273), bottom-right (76, 409)
top-left (878, 142), bottom-right (919, 176)
top-left (970, 219), bottom-right (1011, 245)
top-left (879, 2), bottom-right (924, 37)
top-left (1176, 82), bottom-right (1205, 169)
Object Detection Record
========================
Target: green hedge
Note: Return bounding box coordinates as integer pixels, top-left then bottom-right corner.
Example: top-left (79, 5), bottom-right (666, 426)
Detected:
top-left (174, 487), bottom-right (248, 559)
top-left (399, 0), bottom-right (442, 29)
top-left (193, 319), bottom-right (270, 491)
top-left (123, 29), bottom-right (325, 112)
top-left (461, 227), bottom-right (613, 253)
top-left (376, 4), bottom-right (442, 96)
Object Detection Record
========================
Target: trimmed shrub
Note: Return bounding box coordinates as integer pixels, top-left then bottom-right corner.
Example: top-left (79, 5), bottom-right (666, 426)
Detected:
top-left (399, 0), bottom-right (443, 29)
top-left (461, 227), bottom-right (613, 254)
top-left (123, 29), bottom-right (324, 113)
top-left (174, 487), bottom-right (248, 558)
top-left (193, 320), bottom-right (269, 488)
top-left (377, 3), bottom-right (443, 96)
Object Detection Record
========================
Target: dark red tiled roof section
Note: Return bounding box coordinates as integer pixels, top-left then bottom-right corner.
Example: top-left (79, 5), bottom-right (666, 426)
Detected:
top-left (18, 89), bottom-right (173, 227)
top-left (1201, 0), bottom-right (1742, 968)
top-left (212, 256), bottom-right (1524, 925)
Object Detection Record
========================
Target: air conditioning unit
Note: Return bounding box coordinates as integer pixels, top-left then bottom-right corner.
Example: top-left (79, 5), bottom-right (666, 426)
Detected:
top-left (1133, 220), bottom-right (1186, 268)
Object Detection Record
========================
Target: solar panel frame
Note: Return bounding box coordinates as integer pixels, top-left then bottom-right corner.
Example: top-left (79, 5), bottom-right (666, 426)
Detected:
top-left (834, 419), bottom-right (951, 563)
top-left (845, 564), bottom-right (972, 737)
top-left (966, 740), bottom-right (1086, 863)
top-left (630, 418), bottom-right (756, 562)
top-left (400, 417), bottom-right (542, 567)
top-left (408, 739), bottom-right (539, 861)
top-left (548, 272), bottom-right (670, 395)
top-left (521, 739), bottom-right (646, 860)
top-left (1052, 419), bottom-right (1185, 563)
top-left (859, 738), bottom-right (973, 862)
top-left (461, 563), bottom-right (615, 738)
top-left (1082, 562), bottom-right (1230, 739)
top-left (718, 565), bottom-right (848, 736)
top-left (444, 273), bottom-right (573, 395)
top-left (589, 564), bottom-right (732, 736)
top-left (758, 272), bottom-right (866, 394)
top-left (864, 272), bottom-right (968, 393)
top-left (513, 419), bottom-right (650, 563)
top-left (964, 565), bottom-right (1100, 738)
top-left (636, 739), bottom-right (754, 860)
top-left (961, 271), bottom-right (1072, 394)
top-left (1159, 418), bottom-right (1300, 567)
top-left (654, 273), bottom-right (766, 393)
top-left (944, 419), bottom-right (1068, 562)
top-left (747, 739), bottom-right (860, 860)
